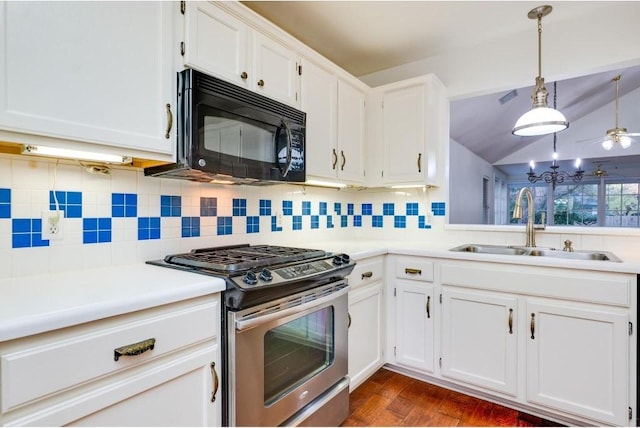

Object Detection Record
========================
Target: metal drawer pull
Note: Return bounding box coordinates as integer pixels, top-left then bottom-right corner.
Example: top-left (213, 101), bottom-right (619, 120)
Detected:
top-left (240, 71), bottom-right (248, 80)
top-left (165, 104), bottom-right (173, 139)
top-left (508, 308), bottom-right (513, 334)
top-left (347, 313), bottom-right (352, 328)
top-left (404, 268), bottom-right (422, 275)
top-left (257, 79), bottom-right (265, 87)
top-left (341, 150), bottom-right (346, 171)
top-left (114, 338), bottom-right (156, 361)
top-left (361, 271), bottom-right (373, 280)
top-left (426, 296), bottom-right (431, 318)
top-left (417, 153), bottom-right (422, 173)
top-left (332, 148), bottom-right (338, 170)
top-left (210, 362), bottom-right (219, 402)
top-left (530, 313), bottom-right (535, 339)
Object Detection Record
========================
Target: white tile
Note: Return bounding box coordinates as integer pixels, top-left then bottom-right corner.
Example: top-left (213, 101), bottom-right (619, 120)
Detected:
top-left (50, 245), bottom-right (83, 273)
top-left (111, 168), bottom-right (138, 193)
top-left (0, 158), bottom-right (11, 187)
top-left (0, 249), bottom-right (11, 279)
top-left (111, 241), bottom-right (138, 265)
top-left (13, 247), bottom-right (50, 277)
top-left (82, 244), bottom-right (112, 269)
top-left (12, 159), bottom-right (49, 190)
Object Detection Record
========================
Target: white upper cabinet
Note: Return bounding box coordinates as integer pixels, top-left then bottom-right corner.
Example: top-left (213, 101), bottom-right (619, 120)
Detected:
top-left (0, 1), bottom-right (175, 158)
top-left (369, 74), bottom-right (448, 187)
top-left (301, 59), bottom-right (366, 185)
top-left (301, 59), bottom-right (339, 180)
top-left (182, 2), bottom-right (300, 107)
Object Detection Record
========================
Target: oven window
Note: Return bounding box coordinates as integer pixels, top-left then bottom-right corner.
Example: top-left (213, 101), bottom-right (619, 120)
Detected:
top-left (264, 306), bottom-right (335, 405)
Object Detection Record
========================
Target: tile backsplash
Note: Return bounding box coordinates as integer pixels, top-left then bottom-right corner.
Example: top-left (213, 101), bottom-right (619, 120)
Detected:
top-left (0, 155), bottom-right (442, 279)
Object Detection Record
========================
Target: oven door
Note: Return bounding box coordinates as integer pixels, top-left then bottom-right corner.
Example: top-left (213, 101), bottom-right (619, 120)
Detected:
top-left (228, 281), bottom-right (349, 427)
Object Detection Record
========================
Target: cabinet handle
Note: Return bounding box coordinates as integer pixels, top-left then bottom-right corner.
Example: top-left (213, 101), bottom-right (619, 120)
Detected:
top-left (530, 313), bottom-right (536, 339)
top-left (165, 104), bottom-right (173, 139)
top-left (257, 79), bottom-right (265, 87)
top-left (508, 308), bottom-right (513, 334)
top-left (404, 268), bottom-right (422, 275)
top-left (347, 312), bottom-right (352, 328)
top-left (240, 71), bottom-right (248, 80)
top-left (114, 338), bottom-right (155, 361)
top-left (417, 153), bottom-right (422, 173)
top-left (341, 150), bottom-right (346, 171)
top-left (210, 362), bottom-right (219, 402)
top-left (426, 296), bottom-right (431, 318)
top-left (361, 271), bottom-right (373, 280)
top-left (332, 148), bottom-right (338, 170)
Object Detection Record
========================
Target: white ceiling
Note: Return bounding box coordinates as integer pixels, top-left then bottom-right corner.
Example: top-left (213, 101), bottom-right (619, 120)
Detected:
top-left (241, 1), bottom-right (640, 169)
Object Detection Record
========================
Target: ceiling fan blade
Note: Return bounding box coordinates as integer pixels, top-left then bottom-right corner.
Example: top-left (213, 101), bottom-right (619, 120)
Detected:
top-left (576, 135), bottom-right (607, 144)
top-left (624, 132), bottom-right (640, 136)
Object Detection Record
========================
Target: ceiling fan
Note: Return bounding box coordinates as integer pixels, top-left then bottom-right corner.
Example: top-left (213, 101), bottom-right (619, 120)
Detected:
top-left (589, 162), bottom-right (609, 177)
top-left (580, 75), bottom-right (640, 150)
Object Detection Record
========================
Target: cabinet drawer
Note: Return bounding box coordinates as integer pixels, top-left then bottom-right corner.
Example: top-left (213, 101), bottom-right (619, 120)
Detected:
top-left (1, 296), bottom-right (219, 412)
top-left (394, 257), bottom-right (434, 282)
top-left (349, 257), bottom-right (384, 289)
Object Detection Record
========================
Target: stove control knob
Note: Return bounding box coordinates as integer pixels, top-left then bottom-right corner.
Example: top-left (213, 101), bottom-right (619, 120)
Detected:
top-left (341, 254), bottom-right (351, 264)
top-left (332, 255), bottom-right (343, 266)
top-left (259, 268), bottom-right (273, 282)
top-left (243, 271), bottom-right (258, 285)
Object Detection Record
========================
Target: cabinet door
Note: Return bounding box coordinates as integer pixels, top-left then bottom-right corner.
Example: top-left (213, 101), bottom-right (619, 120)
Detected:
top-left (526, 299), bottom-right (629, 426)
top-left (337, 80), bottom-right (365, 183)
top-left (183, 1), bottom-right (250, 88)
top-left (0, 1), bottom-right (174, 155)
top-left (382, 84), bottom-right (425, 184)
top-left (441, 287), bottom-right (518, 396)
top-left (348, 282), bottom-right (384, 390)
top-left (253, 33), bottom-right (300, 107)
top-left (394, 279), bottom-right (435, 373)
top-left (301, 58), bottom-right (338, 180)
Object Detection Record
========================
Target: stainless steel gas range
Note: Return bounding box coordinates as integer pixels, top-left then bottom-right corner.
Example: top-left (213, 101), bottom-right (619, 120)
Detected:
top-left (147, 244), bottom-right (355, 427)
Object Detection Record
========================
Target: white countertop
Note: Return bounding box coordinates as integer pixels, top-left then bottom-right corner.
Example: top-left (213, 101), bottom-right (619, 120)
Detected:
top-left (0, 264), bottom-right (225, 342)
top-left (2, 242), bottom-right (638, 343)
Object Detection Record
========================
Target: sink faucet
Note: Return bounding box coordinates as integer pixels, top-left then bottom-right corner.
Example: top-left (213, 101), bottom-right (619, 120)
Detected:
top-left (512, 187), bottom-right (545, 247)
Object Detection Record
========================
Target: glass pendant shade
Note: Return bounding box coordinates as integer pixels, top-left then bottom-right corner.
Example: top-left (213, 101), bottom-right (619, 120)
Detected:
top-left (602, 138), bottom-right (614, 151)
top-left (513, 106), bottom-right (569, 136)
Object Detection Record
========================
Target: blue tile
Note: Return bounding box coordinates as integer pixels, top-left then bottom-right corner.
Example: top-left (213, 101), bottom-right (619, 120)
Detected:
top-left (383, 203), bottom-right (395, 216)
top-left (150, 217), bottom-right (161, 229)
top-left (233, 198), bottom-right (247, 216)
top-left (406, 202), bottom-right (419, 216)
top-left (302, 201), bottom-right (311, 215)
top-left (372, 215), bottom-right (383, 228)
top-left (160, 206), bottom-right (171, 217)
top-left (217, 217), bottom-right (232, 235)
top-left (112, 205), bottom-right (125, 218)
top-left (326, 216), bottom-right (334, 228)
top-left (138, 228), bottom-right (149, 240)
top-left (125, 194), bottom-right (137, 205)
top-left (98, 218), bottom-right (111, 229)
top-left (150, 228), bottom-right (161, 239)
top-left (66, 205), bottom-right (82, 218)
top-left (311, 215), bottom-right (319, 229)
top-left (353, 215), bottom-right (362, 227)
top-left (361, 203), bottom-right (373, 215)
top-left (0, 204), bottom-right (9, 218)
top-left (0, 188), bottom-right (10, 203)
top-left (394, 215), bottom-right (407, 228)
top-left (246, 216), bottom-right (260, 234)
top-left (138, 217), bottom-right (149, 228)
top-left (13, 218), bottom-right (31, 233)
top-left (125, 205), bottom-right (137, 217)
top-left (67, 191), bottom-right (82, 204)
top-left (12, 233), bottom-right (31, 248)
top-left (98, 230), bottom-right (111, 243)
top-left (292, 215), bottom-right (302, 230)
top-left (50, 190), bottom-right (66, 204)
top-left (171, 206), bottom-right (181, 217)
top-left (31, 218), bottom-right (42, 233)
top-left (32, 234), bottom-right (50, 247)
top-left (340, 215), bottom-right (348, 228)
top-left (83, 231), bottom-right (98, 244)
top-left (319, 202), bottom-right (327, 215)
top-left (112, 193), bottom-right (125, 205)
top-left (259, 199), bottom-right (272, 216)
top-left (283, 200), bottom-right (293, 215)
top-left (334, 202), bottom-right (342, 215)
top-left (347, 203), bottom-right (354, 215)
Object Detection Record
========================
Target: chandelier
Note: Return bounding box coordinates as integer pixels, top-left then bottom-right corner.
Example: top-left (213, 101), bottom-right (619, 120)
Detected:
top-left (527, 81), bottom-right (584, 189)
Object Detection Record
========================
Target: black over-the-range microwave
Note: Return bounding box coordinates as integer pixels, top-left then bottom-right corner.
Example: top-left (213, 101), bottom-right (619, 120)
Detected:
top-left (145, 69), bottom-right (306, 184)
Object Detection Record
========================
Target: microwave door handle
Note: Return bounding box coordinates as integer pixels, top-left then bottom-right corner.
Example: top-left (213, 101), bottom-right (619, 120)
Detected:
top-left (281, 120), bottom-right (293, 177)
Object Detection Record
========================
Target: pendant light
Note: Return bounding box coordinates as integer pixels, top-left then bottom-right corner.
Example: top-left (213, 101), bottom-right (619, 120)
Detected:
top-left (512, 5), bottom-right (569, 137)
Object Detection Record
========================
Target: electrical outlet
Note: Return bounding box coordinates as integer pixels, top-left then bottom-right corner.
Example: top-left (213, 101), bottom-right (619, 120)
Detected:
top-left (42, 210), bottom-right (63, 240)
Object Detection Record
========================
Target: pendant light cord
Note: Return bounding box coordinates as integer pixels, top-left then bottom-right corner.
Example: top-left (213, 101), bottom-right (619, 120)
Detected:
top-left (537, 14), bottom-right (543, 79)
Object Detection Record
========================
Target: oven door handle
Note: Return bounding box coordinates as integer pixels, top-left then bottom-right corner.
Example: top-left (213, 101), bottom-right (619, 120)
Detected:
top-left (235, 284), bottom-right (349, 332)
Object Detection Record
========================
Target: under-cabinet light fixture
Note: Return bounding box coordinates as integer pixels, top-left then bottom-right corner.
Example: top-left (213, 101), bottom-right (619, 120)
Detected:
top-left (512, 5), bottom-right (569, 137)
top-left (304, 179), bottom-right (347, 189)
top-left (22, 145), bottom-right (132, 164)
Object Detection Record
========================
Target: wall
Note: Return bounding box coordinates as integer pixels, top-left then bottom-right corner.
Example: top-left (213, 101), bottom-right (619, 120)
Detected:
top-left (0, 153), bottom-right (447, 279)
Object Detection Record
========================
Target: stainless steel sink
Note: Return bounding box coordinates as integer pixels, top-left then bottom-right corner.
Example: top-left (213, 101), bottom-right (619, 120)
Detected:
top-left (449, 244), bottom-right (622, 262)
top-left (449, 244), bottom-right (529, 256)
top-left (527, 249), bottom-right (622, 262)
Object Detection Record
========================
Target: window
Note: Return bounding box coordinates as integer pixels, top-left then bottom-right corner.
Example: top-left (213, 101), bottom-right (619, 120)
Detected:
top-left (508, 184), bottom-right (547, 225)
top-left (605, 182), bottom-right (640, 227)
top-left (553, 184), bottom-right (598, 226)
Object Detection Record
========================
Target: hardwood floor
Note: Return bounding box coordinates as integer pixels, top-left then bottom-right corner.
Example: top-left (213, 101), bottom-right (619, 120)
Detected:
top-left (342, 368), bottom-right (564, 427)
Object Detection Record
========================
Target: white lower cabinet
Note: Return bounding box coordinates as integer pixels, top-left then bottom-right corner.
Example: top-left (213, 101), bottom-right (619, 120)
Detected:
top-left (441, 287), bottom-right (518, 396)
top-left (347, 256), bottom-right (384, 390)
top-left (525, 298), bottom-right (629, 425)
top-left (0, 294), bottom-right (221, 427)
top-left (387, 257), bottom-right (436, 374)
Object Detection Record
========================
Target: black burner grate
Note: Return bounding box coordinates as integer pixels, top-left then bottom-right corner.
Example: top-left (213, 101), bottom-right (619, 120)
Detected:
top-left (164, 245), bottom-right (327, 273)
